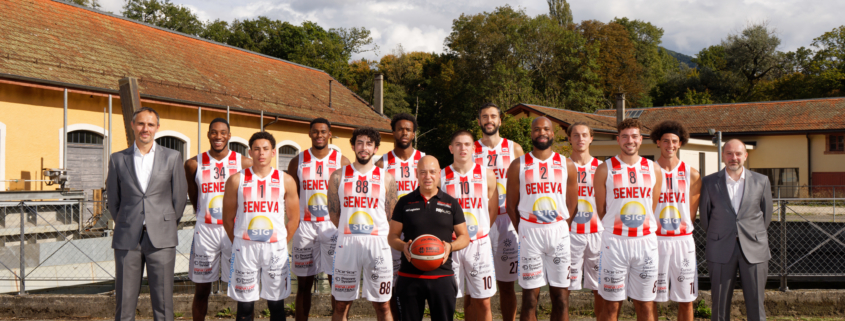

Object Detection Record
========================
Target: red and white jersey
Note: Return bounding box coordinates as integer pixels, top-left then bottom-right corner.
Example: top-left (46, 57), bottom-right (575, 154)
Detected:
top-left (338, 165), bottom-right (388, 238)
top-left (473, 139), bottom-right (514, 215)
top-left (603, 156), bottom-right (657, 237)
top-left (381, 149), bottom-right (424, 199)
top-left (297, 149), bottom-right (342, 222)
top-left (234, 168), bottom-right (286, 243)
top-left (655, 161), bottom-right (694, 236)
top-left (570, 157), bottom-right (604, 234)
top-left (195, 151), bottom-right (241, 226)
top-left (441, 164), bottom-right (490, 241)
top-left (517, 152), bottom-right (569, 225)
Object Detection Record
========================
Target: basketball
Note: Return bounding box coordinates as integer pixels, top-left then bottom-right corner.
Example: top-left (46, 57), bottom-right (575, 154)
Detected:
top-left (409, 234), bottom-right (446, 272)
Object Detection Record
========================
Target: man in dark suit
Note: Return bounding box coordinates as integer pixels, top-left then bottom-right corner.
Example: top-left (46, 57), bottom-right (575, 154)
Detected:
top-left (699, 139), bottom-right (772, 321)
top-left (107, 107), bottom-right (188, 321)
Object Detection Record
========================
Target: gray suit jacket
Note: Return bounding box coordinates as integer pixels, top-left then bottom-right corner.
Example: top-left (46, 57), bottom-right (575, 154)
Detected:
top-left (107, 144), bottom-right (188, 250)
top-left (699, 169), bottom-right (773, 264)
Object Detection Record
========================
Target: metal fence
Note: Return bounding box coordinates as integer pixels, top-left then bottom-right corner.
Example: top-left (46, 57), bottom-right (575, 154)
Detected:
top-left (1, 186), bottom-right (843, 295)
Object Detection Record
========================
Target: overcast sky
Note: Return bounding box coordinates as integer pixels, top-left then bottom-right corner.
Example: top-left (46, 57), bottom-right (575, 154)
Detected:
top-left (99, 0), bottom-right (844, 60)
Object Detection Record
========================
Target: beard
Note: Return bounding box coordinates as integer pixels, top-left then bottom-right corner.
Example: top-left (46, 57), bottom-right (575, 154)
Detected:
top-left (210, 143), bottom-right (226, 153)
top-left (356, 154), bottom-right (373, 165)
top-left (481, 123), bottom-right (500, 136)
top-left (531, 136), bottom-right (553, 150)
top-left (726, 161), bottom-right (743, 171)
top-left (395, 140), bottom-right (412, 149)
top-left (312, 143), bottom-right (327, 150)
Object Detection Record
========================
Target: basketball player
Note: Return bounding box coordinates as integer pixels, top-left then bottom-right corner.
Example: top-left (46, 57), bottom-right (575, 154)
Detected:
top-left (474, 103), bottom-right (525, 321)
top-left (649, 121), bottom-right (701, 321)
top-left (594, 118), bottom-right (664, 321)
top-left (288, 118), bottom-right (351, 321)
top-left (222, 131), bottom-right (300, 321)
top-left (185, 118), bottom-right (253, 321)
top-left (374, 113), bottom-right (425, 316)
top-left (442, 130), bottom-right (498, 321)
top-left (565, 122), bottom-right (614, 320)
top-left (327, 127), bottom-right (397, 321)
top-left (505, 117), bottom-right (578, 321)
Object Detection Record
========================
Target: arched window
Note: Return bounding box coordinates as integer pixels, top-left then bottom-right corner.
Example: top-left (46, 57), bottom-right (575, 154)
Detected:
top-left (229, 142), bottom-right (249, 158)
top-left (278, 145), bottom-right (299, 172)
top-left (67, 130), bottom-right (103, 145)
top-left (156, 136), bottom-right (186, 160)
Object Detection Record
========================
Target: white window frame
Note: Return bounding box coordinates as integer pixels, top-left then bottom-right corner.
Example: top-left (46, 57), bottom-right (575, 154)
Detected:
top-left (275, 140), bottom-right (301, 171)
top-left (229, 136), bottom-right (250, 158)
top-left (58, 124), bottom-right (108, 169)
top-left (155, 130), bottom-right (191, 161)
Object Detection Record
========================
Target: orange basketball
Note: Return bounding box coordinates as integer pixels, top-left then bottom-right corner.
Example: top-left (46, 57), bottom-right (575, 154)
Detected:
top-left (409, 234), bottom-right (446, 272)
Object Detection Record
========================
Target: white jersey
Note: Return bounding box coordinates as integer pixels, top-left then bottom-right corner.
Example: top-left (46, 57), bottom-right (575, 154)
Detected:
top-left (570, 157), bottom-right (604, 234)
top-left (234, 168), bottom-right (287, 243)
top-left (603, 156), bottom-right (657, 237)
top-left (298, 148), bottom-right (342, 222)
top-left (474, 139), bottom-right (514, 215)
top-left (517, 152), bottom-right (569, 224)
top-left (381, 149), bottom-right (424, 199)
top-left (441, 164), bottom-right (490, 241)
top-left (196, 151), bottom-right (241, 226)
top-left (338, 165), bottom-right (389, 239)
top-left (655, 161), bottom-right (694, 236)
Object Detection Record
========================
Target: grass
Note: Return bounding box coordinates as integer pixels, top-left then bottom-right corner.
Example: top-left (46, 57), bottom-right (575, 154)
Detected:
top-left (216, 307), bottom-right (234, 318)
top-left (286, 303), bottom-right (296, 316)
top-left (453, 310), bottom-right (465, 320)
top-left (261, 308), bottom-right (271, 318)
top-left (693, 300), bottom-right (711, 319)
top-left (173, 312), bottom-right (184, 318)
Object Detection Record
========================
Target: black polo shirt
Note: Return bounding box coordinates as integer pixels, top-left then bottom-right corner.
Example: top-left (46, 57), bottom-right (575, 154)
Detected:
top-left (392, 188), bottom-right (465, 278)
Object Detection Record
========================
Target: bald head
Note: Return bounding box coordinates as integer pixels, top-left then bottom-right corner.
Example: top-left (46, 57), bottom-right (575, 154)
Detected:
top-left (532, 116), bottom-right (552, 127)
top-left (417, 156), bottom-right (441, 194)
top-left (722, 139), bottom-right (748, 172)
top-left (531, 116), bottom-right (555, 150)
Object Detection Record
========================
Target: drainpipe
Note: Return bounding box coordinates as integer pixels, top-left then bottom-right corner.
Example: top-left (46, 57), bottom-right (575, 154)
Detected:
top-left (264, 116), bottom-right (279, 130)
top-left (260, 110), bottom-right (264, 132)
top-left (374, 73), bottom-right (384, 115)
top-left (64, 88), bottom-right (68, 170)
top-left (615, 92), bottom-right (625, 125)
top-left (198, 107), bottom-right (202, 158)
top-left (807, 134), bottom-right (812, 190)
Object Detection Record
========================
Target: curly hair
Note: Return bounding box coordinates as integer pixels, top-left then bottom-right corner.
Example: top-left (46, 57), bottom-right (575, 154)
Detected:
top-left (350, 127), bottom-right (381, 148)
top-left (249, 131), bottom-right (276, 149)
top-left (617, 118), bottom-right (644, 135)
top-left (390, 113), bottom-right (418, 132)
top-left (650, 120), bottom-right (690, 146)
top-left (565, 122), bottom-right (593, 138)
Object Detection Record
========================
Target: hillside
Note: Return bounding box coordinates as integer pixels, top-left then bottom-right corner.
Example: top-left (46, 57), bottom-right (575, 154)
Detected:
top-left (662, 47), bottom-right (697, 68)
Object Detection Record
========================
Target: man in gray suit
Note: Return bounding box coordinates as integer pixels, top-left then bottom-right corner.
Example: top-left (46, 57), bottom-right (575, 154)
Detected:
top-left (699, 139), bottom-right (772, 321)
top-left (107, 107), bottom-right (188, 321)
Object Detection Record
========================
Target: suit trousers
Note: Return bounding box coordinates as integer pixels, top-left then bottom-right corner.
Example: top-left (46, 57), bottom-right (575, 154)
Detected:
top-left (706, 242), bottom-right (768, 321)
top-left (115, 230), bottom-right (176, 321)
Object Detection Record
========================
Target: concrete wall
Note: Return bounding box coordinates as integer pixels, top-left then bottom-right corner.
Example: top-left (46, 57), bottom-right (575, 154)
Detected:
top-left (0, 83), bottom-right (394, 191)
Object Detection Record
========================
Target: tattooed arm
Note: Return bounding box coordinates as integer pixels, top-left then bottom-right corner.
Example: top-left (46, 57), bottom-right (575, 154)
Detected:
top-left (328, 170), bottom-right (342, 228)
top-left (384, 173), bottom-right (398, 220)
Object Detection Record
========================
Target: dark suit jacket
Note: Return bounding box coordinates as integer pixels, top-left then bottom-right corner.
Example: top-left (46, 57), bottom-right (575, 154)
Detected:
top-left (699, 169), bottom-right (773, 264)
top-left (107, 144), bottom-right (187, 250)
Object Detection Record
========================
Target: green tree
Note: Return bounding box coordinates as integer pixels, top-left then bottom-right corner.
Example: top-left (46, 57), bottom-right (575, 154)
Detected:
top-left (722, 22), bottom-right (782, 99)
top-left (612, 17), bottom-right (668, 106)
top-left (122, 0), bottom-right (204, 36)
top-left (577, 20), bottom-right (644, 108)
top-left (70, 0), bottom-right (100, 8)
top-left (667, 88), bottom-right (713, 106)
top-left (547, 0), bottom-right (573, 27)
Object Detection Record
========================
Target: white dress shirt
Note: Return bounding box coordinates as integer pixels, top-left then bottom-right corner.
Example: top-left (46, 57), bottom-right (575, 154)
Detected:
top-left (133, 142), bottom-right (156, 192)
top-left (725, 167), bottom-right (746, 214)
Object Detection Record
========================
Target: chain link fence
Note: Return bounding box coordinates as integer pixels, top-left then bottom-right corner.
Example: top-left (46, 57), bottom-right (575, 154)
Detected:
top-left (2, 186), bottom-right (843, 294)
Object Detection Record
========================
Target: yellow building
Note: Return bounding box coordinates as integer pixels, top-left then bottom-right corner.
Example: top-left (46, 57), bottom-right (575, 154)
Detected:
top-left (509, 99), bottom-right (845, 197)
top-left (0, 0), bottom-right (394, 196)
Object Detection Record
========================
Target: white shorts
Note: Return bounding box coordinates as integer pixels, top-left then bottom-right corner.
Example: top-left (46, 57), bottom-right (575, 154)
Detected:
top-left (517, 221), bottom-right (571, 290)
top-left (655, 235), bottom-right (698, 303)
top-left (391, 232), bottom-right (405, 286)
top-left (453, 237), bottom-right (497, 299)
top-left (598, 233), bottom-right (658, 302)
top-left (291, 220), bottom-right (338, 277)
top-left (228, 238), bottom-right (292, 302)
top-left (332, 236), bottom-right (393, 302)
top-left (569, 232), bottom-right (602, 291)
top-left (490, 215), bottom-right (519, 282)
top-left (189, 223), bottom-right (232, 283)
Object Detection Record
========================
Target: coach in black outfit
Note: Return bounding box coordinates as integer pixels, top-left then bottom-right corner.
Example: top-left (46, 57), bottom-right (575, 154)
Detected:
top-left (388, 155), bottom-right (470, 321)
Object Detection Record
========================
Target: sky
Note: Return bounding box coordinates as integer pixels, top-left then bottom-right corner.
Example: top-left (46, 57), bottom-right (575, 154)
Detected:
top-left (99, 0), bottom-right (845, 60)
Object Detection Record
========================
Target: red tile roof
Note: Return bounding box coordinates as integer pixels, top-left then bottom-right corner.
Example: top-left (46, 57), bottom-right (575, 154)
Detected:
top-left (0, 0), bottom-right (391, 131)
top-left (508, 104), bottom-right (618, 133)
top-left (594, 97), bottom-right (845, 135)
